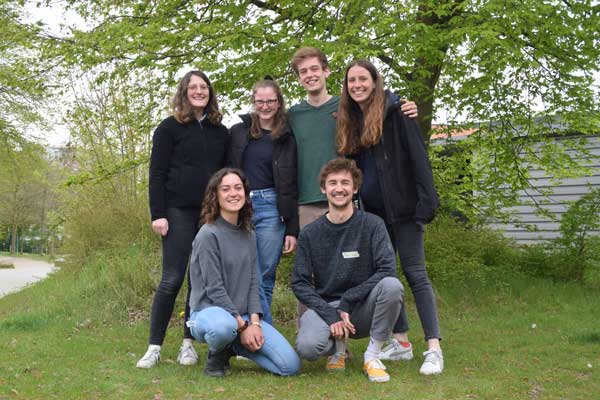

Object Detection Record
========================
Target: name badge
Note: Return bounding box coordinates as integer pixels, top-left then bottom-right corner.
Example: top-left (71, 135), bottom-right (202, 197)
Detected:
top-left (342, 251), bottom-right (360, 259)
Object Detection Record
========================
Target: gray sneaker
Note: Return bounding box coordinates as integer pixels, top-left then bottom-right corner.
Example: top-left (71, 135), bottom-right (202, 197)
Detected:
top-left (419, 348), bottom-right (444, 375)
top-left (136, 346), bottom-right (160, 368)
top-left (379, 338), bottom-right (413, 361)
top-left (177, 345), bottom-right (198, 366)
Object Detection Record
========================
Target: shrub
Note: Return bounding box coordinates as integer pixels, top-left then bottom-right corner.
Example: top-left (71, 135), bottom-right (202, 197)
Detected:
top-left (518, 189), bottom-right (600, 285)
top-left (424, 214), bottom-right (520, 288)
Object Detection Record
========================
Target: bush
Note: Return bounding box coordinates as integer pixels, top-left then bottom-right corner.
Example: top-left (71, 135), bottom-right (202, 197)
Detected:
top-left (518, 189), bottom-right (600, 285)
top-left (424, 214), bottom-right (520, 288)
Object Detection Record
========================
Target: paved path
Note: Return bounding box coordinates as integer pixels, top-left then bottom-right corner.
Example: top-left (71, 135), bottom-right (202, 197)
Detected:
top-left (0, 256), bottom-right (56, 298)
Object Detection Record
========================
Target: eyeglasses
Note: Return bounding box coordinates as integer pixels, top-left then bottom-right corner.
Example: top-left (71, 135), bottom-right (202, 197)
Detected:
top-left (254, 99), bottom-right (278, 107)
top-left (188, 84), bottom-right (209, 92)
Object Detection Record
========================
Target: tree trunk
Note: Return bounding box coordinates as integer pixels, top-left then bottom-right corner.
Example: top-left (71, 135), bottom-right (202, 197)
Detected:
top-left (10, 223), bottom-right (17, 254)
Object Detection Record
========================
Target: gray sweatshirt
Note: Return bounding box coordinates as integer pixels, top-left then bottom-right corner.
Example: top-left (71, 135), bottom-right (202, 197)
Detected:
top-left (189, 217), bottom-right (262, 317)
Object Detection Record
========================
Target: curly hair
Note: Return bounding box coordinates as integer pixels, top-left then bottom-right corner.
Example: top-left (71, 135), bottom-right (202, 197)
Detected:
top-left (249, 79), bottom-right (287, 140)
top-left (171, 70), bottom-right (223, 125)
top-left (201, 168), bottom-right (253, 232)
top-left (337, 60), bottom-right (386, 155)
top-left (319, 157), bottom-right (363, 190)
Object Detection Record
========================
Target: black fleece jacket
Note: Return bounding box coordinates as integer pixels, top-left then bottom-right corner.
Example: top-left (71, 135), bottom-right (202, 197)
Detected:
top-left (358, 92), bottom-right (439, 226)
top-left (228, 114), bottom-right (299, 237)
top-left (149, 116), bottom-right (229, 220)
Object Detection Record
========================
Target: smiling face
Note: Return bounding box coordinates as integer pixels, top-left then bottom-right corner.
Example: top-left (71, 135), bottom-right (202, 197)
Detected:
top-left (346, 65), bottom-right (375, 108)
top-left (296, 56), bottom-right (330, 95)
top-left (253, 86), bottom-right (280, 128)
top-left (186, 74), bottom-right (210, 113)
top-left (217, 173), bottom-right (246, 217)
top-left (321, 170), bottom-right (357, 210)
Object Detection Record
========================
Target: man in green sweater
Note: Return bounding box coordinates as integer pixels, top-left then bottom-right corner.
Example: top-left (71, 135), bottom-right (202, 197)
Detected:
top-left (288, 47), bottom-right (419, 228)
top-left (291, 158), bottom-right (404, 383)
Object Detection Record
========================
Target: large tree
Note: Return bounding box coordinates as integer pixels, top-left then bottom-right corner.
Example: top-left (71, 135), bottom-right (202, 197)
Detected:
top-left (0, 0), bottom-right (48, 136)
top-left (39, 0), bottom-right (600, 218)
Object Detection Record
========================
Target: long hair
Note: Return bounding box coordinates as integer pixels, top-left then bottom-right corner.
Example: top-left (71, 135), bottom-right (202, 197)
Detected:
top-left (337, 60), bottom-right (386, 155)
top-left (249, 79), bottom-right (287, 140)
top-left (171, 70), bottom-right (223, 125)
top-left (201, 168), bottom-right (253, 232)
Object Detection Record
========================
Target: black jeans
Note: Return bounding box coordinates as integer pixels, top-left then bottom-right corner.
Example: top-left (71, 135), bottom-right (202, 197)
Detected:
top-left (148, 207), bottom-right (200, 345)
top-left (387, 220), bottom-right (441, 341)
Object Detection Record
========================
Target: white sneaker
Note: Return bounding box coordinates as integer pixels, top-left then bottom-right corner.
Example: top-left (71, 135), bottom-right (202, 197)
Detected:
top-left (379, 338), bottom-right (413, 361)
top-left (136, 346), bottom-right (160, 369)
top-left (419, 348), bottom-right (443, 375)
top-left (177, 345), bottom-right (198, 366)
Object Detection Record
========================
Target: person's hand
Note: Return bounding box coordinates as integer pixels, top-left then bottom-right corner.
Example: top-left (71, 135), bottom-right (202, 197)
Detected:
top-left (240, 324), bottom-right (264, 352)
top-left (282, 235), bottom-right (297, 254)
top-left (401, 100), bottom-right (418, 119)
top-left (338, 311), bottom-right (356, 335)
top-left (329, 321), bottom-right (349, 338)
top-left (151, 218), bottom-right (169, 236)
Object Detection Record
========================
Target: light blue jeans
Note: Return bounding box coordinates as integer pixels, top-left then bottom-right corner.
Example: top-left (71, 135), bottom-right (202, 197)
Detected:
top-left (250, 188), bottom-right (285, 325)
top-left (188, 307), bottom-right (300, 376)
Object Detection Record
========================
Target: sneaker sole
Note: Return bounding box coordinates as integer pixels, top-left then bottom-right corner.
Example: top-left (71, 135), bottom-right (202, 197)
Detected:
top-left (420, 367), bottom-right (443, 375)
top-left (178, 359), bottom-right (198, 366)
top-left (366, 373), bottom-right (390, 382)
top-left (136, 361), bottom-right (158, 369)
top-left (380, 352), bottom-right (414, 361)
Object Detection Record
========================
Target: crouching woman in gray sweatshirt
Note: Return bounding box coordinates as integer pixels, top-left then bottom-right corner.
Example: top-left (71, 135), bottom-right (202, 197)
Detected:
top-left (187, 167), bottom-right (301, 377)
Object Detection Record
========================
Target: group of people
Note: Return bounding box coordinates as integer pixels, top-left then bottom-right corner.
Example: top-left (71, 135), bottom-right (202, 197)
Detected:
top-left (136, 47), bottom-right (444, 383)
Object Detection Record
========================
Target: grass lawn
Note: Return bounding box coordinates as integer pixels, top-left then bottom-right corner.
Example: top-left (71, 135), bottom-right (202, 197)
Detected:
top-left (0, 263), bottom-right (598, 399)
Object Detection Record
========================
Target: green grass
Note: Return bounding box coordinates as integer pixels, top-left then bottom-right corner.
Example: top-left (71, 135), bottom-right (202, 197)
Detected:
top-left (1, 259), bottom-right (598, 399)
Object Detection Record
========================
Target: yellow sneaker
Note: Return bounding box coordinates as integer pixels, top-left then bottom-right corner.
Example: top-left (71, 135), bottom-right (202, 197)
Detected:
top-left (326, 352), bottom-right (346, 371)
top-left (363, 359), bottom-right (390, 382)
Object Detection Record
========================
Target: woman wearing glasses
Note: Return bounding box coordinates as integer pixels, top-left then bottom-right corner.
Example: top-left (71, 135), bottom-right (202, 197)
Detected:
top-left (137, 70), bottom-right (230, 368)
top-left (228, 78), bottom-right (298, 325)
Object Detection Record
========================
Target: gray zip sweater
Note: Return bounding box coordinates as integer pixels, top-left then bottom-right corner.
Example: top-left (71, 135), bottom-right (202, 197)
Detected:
top-left (291, 209), bottom-right (397, 325)
top-left (189, 217), bottom-right (262, 317)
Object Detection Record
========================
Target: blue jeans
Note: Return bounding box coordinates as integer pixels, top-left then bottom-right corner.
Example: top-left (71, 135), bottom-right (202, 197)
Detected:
top-left (188, 307), bottom-right (300, 376)
top-left (250, 188), bottom-right (285, 325)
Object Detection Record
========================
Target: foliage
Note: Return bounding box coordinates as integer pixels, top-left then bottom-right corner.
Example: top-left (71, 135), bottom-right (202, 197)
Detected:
top-left (0, 1), bottom-right (49, 134)
top-left (0, 137), bottom-right (60, 254)
top-left (30, 0), bottom-right (598, 223)
top-left (423, 213), bottom-right (520, 288)
top-left (518, 189), bottom-right (600, 286)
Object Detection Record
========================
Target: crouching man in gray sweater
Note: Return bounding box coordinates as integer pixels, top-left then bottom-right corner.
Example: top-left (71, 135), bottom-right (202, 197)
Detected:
top-left (291, 158), bottom-right (404, 383)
